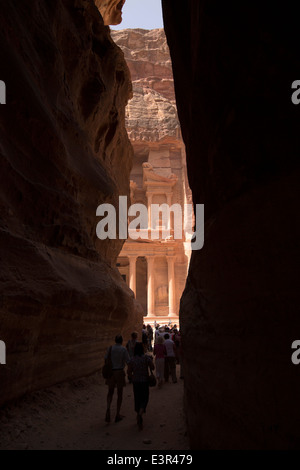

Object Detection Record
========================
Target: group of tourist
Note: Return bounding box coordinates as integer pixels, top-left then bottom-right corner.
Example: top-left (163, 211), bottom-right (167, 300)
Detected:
top-left (103, 326), bottom-right (183, 431)
top-left (141, 324), bottom-right (154, 352)
top-left (153, 324), bottom-right (182, 386)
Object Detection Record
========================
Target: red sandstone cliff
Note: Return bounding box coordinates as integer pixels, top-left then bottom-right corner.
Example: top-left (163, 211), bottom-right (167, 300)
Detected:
top-left (0, 0), bottom-right (142, 406)
top-left (111, 29), bottom-right (180, 143)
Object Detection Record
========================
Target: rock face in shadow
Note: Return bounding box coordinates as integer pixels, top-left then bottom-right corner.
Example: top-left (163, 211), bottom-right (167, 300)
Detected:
top-left (0, 0), bottom-right (142, 405)
top-left (162, 0), bottom-right (300, 449)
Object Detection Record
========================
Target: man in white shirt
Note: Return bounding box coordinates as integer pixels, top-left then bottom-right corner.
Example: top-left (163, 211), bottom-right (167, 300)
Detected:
top-left (164, 333), bottom-right (177, 383)
top-left (104, 335), bottom-right (130, 423)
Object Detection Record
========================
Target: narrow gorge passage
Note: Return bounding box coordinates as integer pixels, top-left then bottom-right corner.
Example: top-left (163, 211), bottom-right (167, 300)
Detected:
top-left (0, 369), bottom-right (188, 451)
top-left (1, 0), bottom-right (300, 452)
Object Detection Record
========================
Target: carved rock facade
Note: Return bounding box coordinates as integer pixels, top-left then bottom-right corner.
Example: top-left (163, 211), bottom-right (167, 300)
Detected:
top-left (112, 29), bottom-right (192, 326)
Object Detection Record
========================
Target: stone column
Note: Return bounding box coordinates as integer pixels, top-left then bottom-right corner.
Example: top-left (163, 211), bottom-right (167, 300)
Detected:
top-left (166, 193), bottom-right (172, 206)
top-left (147, 256), bottom-right (155, 316)
top-left (167, 256), bottom-right (176, 316)
top-left (147, 192), bottom-right (153, 229)
top-left (128, 256), bottom-right (137, 296)
top-left (166, 193), bottom-right (172, 231)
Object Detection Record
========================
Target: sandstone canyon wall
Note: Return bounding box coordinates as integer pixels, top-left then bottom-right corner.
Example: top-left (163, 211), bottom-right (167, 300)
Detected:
top-left (0, 0), bottom-right (142, 406)
top-left (111, 28), bottom-right (181, 143)
top-left (162, 0), bottom-right (300, 449)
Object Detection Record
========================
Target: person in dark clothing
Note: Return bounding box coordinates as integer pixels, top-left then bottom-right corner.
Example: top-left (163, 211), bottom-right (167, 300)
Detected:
top-left (146, 324), bottom-right (153, 351)
top-left (163, 333), bottom-right (177, 383)
top-left (126, 331), bottom-right (138, 359)
top-left (142, 325), bottom-right (148, 353)
top-left (127, 342), bottom-right (154, 430)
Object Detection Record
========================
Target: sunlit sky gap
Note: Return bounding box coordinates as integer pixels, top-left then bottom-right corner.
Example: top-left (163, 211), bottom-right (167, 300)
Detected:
top-left (111, 0), bottom-right (164, 31)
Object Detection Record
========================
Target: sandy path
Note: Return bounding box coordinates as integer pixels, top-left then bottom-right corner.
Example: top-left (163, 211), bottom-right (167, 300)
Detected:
top-left (0, 366), bottom-right (189, 450)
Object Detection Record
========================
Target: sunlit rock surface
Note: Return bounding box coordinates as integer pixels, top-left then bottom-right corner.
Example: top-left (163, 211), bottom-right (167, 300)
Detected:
top-left (95, 0), bottom-right (126, 26)
top-left (111, 29), bottom-right (180, 143)
top-left (111, 28), bottom-right (192, 325)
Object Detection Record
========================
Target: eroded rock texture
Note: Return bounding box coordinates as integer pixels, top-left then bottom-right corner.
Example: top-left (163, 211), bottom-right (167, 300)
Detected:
top-left (111, 28), bottom-right (180, 143)
top-left (162, 0), bottom-right (300, 449)
top-left (95, 0), bottom-right (126, 26)
top-left (0, 0), bottom-right (142, 406)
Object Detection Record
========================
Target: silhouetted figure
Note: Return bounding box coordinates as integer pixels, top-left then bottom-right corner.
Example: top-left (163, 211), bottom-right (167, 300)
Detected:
top-left (126, 331), bottom-right (138, 384)
top-left (146, 324), bottom-right (153, 351)
top-left (173, 329), bottom-right (181, 364)
top-left (104, 335), bottom-right (129, 423)
top-left (142, 324), bottom-right (148, 353)
top-left (153, 335), bottom-right (167, 388)
top-left (164, 333), bottom-right (177, 383)
top-left (127, 342), bottom-right (154, 430)
top-left (126, 331), bottom-right (138, 359)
